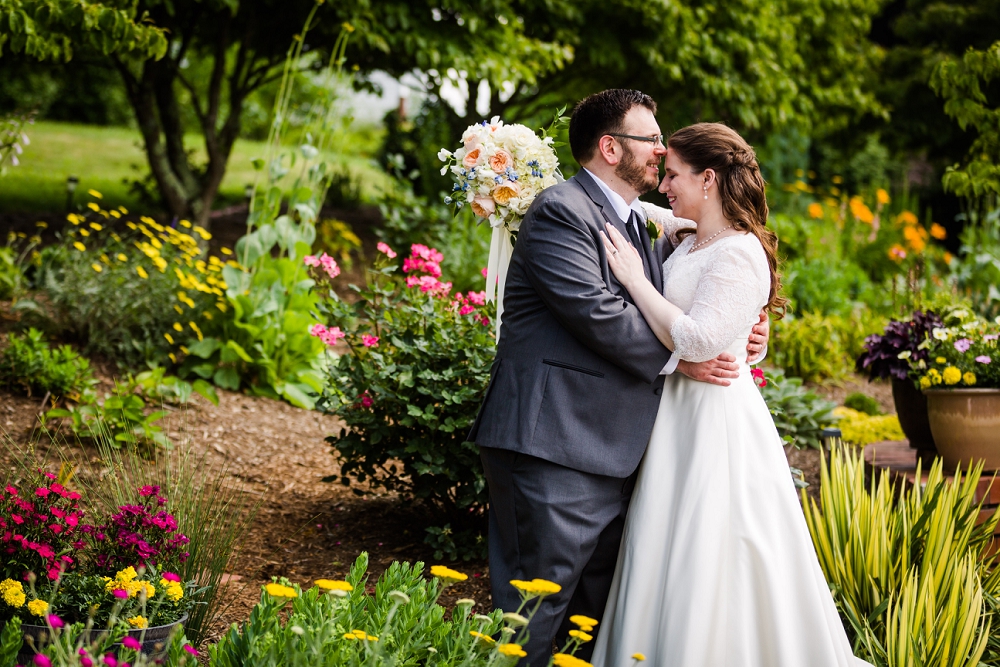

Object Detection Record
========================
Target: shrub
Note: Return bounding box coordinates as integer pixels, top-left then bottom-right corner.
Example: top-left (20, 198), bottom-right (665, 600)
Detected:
top-left (29, 204), bottom-right (222, 370)
top-left (0, 328), bottom-right (94, 399)
top-left (45, 386), bottom-right (173, 450)
top-left (843, 391), bottom-right (882, 415)
top-left (855, 310), bottom-right (943, 382)
top-left (784, 257), bottom-right (878, 317)
top-left (832, 407), bottom-right (904, 445)
top-left (316, 243), bottom-right (495, 517)
top-left (803, 446), bottom-right (997, 666)
top-left (757, 368), bottom-right (839, 449)
top-left (773, 311), bottom-right (888, 383)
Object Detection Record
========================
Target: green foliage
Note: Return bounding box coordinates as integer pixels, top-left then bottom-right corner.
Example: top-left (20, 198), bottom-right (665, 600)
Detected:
top-left (27, 204), bottom-right (219, 371)
top-left (316, 219), bottom-right (362, 272)
top-left (758, 368), bottom-right (839, 449)
top-left (0, 328), bottom-right (94, 398)
top-left (45, 385), bottom-right (171, 449)
top-left (424, 524), bottom-right (488, 563)
top-left (131, 366), bottom-right (219, 406)
top-left (0, 246), bottom-right (21, 300)
top-left (0, 0), bottom-right (168, 62)
top-left (784, 257), bottom-right (878, 317)
top-left (951, 207), bottom-right (1000, 320)
top-left (0, 617), bottom-right (20, 667)
top-left (773, 311), bottom-right (888, 383)
top-left (317, 250), bottom-right (495, 516)
top-left (0, 110), bottom-right (33, 176)
top-left (910, 316), bottom-right (1000, 389)
top-left (803, 446), bottom-right (998, 666)
top-left (843, 392), bottom-right (883, 416)
top-left (209, 554), bottom-right (516, 667)
top-left (833, 407), bottom-right (904, 445)
top-left (32, 622), bottom-right (197, 667)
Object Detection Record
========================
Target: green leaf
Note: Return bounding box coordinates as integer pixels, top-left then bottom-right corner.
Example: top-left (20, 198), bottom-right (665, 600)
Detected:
top-left (187, 338), bottom-right (223, 359)
top-left (213, 367), bottom-right (241, 390)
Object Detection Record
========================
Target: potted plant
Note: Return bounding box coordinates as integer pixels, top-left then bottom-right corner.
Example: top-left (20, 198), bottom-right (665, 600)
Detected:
top-left (856, 310), bottom-right (943, 450)
top-left (910, 317), bottom-right (1000, 470)
top-left (0, 472), bottom-right (194, 661)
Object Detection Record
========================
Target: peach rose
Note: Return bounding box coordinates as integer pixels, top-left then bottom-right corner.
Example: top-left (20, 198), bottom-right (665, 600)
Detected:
top-left (489, 149), bottom-right (513, 174)
top-left (471, 196), bottom-right (496, 218)
top-left (463, 147), bottom-right (482, 168)
top-left (493, 180), bottom-right (520, 205)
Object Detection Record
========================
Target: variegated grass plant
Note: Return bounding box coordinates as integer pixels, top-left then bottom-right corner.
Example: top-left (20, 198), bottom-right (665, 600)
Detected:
top-left (803, 444), bottom-right (1000, 666)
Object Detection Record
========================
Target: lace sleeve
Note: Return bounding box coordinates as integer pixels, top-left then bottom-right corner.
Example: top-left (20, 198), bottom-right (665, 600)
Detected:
top-left (640, 202), bottom-right (695, 245)
top-left (669, 237), bottom-right (770, 363)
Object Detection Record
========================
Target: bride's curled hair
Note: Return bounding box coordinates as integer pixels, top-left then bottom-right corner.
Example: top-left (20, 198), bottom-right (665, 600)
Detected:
top-left (667, 123), bottom-right (787, 318)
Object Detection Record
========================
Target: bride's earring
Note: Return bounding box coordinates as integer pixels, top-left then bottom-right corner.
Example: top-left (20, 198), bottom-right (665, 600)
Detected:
top-left (703, 185), bottom-right (708, 200)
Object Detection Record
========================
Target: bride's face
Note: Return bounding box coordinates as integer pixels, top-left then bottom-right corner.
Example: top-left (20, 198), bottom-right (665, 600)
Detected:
top-left (658, 148), bottom-right (704, 219)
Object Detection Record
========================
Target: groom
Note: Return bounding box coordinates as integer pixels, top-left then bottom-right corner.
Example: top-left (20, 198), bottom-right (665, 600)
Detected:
top-left (468, 89), bottom-right (767, 665)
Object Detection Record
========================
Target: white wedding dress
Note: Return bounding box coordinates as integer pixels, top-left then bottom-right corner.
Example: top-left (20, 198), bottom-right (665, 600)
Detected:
top-left (591, 217), bottom-right (869, 666)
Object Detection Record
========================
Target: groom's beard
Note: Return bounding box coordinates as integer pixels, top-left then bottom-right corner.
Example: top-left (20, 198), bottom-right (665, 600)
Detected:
top-left (615, 143), bottom-right (660, 194)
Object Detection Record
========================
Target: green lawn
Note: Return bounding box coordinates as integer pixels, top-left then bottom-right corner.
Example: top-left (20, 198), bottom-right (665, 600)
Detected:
top-left (0, 121), bottom-right (391, 214)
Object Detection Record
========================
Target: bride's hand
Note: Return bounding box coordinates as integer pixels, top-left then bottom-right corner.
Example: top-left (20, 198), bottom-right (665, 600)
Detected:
top-left (600, 223), bottom-right (645, 289)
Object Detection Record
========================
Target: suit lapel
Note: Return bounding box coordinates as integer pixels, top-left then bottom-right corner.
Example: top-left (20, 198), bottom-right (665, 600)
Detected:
top-left (572, 171), bottom-right (633, 243)
top-left (634, 208), bottom-right (662, 293)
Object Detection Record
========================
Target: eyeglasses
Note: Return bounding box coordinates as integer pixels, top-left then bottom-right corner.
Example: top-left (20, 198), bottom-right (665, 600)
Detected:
top-left (607, 133), bottom-right (665, 147)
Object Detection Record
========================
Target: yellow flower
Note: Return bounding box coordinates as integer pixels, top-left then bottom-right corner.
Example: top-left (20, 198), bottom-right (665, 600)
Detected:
top-left (315, 579), bottom-right (353, 591)
top-left (832, 175), bottom-right (843, 184)
top-left (189, 321), bottom-right (203, 341)
top-left (430, 565), bottom-right (468, 583)
top-left (88, 189), bottom-right (103, 199)
top-left (74, 242), bottom-right (87, 252)
top-left (342, 633), bottom-right (358, 640)
top-left (27, 599), bottom-right (48, 616)
top-left (193, 226), bottom-right (212, 240)
top-left (0, 579), bottom-right (26, 607)
top-left (807, 202), bottom-right (824, 219)
top-left (919, 376), bottom-right (932, 389)
top-left (79, 228), bottom-right (90, 237)
top-left (164, 333), bottom-right (175, 345)
top-left (964, 372), bottom-right (977, 385)
top-left (876, 188), bottom-right (890, 205)
top-left (264, 583), bottom-right (298, 598)
top-left (632, 654), bottom-right (646, 662)
top-left (160, 581), bottom-right (183, 602)
top-left (849, 196), bottom-right (874, 224)
top-left (930, 223), bottom-right (947, 240)
top-left (936, 357), bottom-right (947, 364)
top-left (119, 206), bottom-right (128, 214)
top-left (173, 322), bottom-right (184, 332)
top-left (569, 629), bottom-right (593, 642)
top-left (117, 567), bottom-right (138, 583)
top-left (140, 582), bottom-right (156, 599)
top-left (180, 220), bottom-right (192, 228)
top-left (174, 305), bottom-right (184, 314)
top-left (943, 366), bottom-right (962, 385)
top-left (569, 615), bottom-right (598, 628)
top-left (87, 202), bottom-right (101, 212)
top-left (470, 630), bottom-right (496, 644)
top-left (90, 222), bottom-right (103, 231)
top-left (153, 256), bottom-right (167, 272)
top-left (91, 263), bottom-right (103, 273)
top-left (552, 653), bottom-right (593, 667)
top-left (110, 210), bottom-right (121, 219)
top-left (36, 221), bottom-right (48, 229)
top-left (498, 644), bottom-right (527, 658)
top-left (136, 266), bottom-right (149, 279)
top-left (127, 615), bottom-right (148, 629)
top-left (510, 579), bottom-right (562, 598)
top-left (117, 253), bottom-right (128, 262)
top-left (220, 247), bottom-right (233, 255)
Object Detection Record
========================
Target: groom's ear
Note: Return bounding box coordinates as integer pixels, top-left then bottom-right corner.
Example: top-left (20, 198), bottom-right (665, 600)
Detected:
top-left (597, 135), bottom-right (621, 166)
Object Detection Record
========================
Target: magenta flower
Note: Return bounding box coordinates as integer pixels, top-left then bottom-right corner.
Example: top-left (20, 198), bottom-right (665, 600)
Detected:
top-left (977, 355), bottom-right (992, 364)
top-left (47, 614), bottom-right (64, 628)
top-left (467, 291), bottom-right (486, 306)
top-left (183, 644), bottom-right (198, 657)
top-left (376, 242), bottom-right (397, 259)
top-left (113, 588), bottom-right (129, 599)
top-left (35, 487), bottom-right (50, 498)
top-left (460, 304), bottom-right (475, 316)
top-left (954, 338), bottom-right (973, 353)
top-left (122, 637), bottom-right (141, 651)
top-left (162, 572), bottom-right (181, 582)
top-left (34, 654), bottom-right (52, 667)
top-left (481, 266), bottom-right (488, 278)
top-left (410, 244), bottom-right (444, 264)
top-left (104, 655), bottom-right (118, 667)
top-left (361, 334), bottom-right (379, 348)
top-left (361, 393), bottom-right (373, 408)
top-left (81, 659), bottom-right (93, 667)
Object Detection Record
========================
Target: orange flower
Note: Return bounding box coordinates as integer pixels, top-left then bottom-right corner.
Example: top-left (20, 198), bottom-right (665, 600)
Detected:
top-left (849, 197), bottom-right (874, 224)
top-left (888, 244), bottom-right (907, 262)
top-left (462, 148), bottom-right (481, 168)
top-left (930, 223), bottom-right (947, 240)
top-left (488, 149), bottom-right (513, 173)
top-left (895, 211), bottom-right (918, 226)
top-left (876, 188), bottom-right (890, 205)
top-left (807, 203), bottom-right (824, 219)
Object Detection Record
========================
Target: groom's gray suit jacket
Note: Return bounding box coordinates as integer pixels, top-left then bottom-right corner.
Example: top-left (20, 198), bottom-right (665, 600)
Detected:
top-left (468, 169), bottom-right (674, 478)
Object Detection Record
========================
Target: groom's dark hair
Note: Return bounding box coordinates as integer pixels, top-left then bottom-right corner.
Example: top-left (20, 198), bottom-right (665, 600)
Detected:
top-left (569, 89), bottom-right (657, 164)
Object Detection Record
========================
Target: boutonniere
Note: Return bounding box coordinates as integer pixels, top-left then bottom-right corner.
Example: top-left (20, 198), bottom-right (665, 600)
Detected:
top-left (646, 219), bottom-right (663, 242)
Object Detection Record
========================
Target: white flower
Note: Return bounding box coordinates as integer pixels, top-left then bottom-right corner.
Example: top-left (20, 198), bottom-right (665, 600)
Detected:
top-left (437, 148), bottom-right (452, 161)
top-left (932, 328), bottom-right (949, 340)
top-left (897, 350), bottom-right (912, 360)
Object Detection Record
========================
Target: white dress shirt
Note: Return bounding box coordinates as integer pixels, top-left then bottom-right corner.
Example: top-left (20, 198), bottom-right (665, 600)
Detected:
top-left (583, 169), bottom-right (680, 376)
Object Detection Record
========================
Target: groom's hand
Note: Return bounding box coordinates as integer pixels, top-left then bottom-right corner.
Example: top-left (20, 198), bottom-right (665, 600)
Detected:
top-left (747, 311), bottom-right (769, 363)
top-left (676, 354), bottom-right (739, 386)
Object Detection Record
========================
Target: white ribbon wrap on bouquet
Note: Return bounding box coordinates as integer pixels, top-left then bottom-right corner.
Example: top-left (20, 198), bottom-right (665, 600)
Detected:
top-left (485, 224), bottom-right (513, 340)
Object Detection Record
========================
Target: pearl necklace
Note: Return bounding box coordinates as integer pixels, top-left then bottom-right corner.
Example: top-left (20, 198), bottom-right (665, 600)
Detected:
top-left (688, 225), bottom-right (733, 253)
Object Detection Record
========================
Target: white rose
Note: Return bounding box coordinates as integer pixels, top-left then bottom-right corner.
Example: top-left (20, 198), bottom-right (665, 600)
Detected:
top-left (437, 148), bottom-right (452, 161)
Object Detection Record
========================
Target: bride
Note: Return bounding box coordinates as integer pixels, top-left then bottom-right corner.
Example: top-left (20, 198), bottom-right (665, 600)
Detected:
top-left (590, 123), bottom-right (869, 666)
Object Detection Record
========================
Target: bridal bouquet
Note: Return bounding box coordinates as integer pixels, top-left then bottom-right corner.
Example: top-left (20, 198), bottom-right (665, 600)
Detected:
top-left (438, 117), bottom-right (561, 332)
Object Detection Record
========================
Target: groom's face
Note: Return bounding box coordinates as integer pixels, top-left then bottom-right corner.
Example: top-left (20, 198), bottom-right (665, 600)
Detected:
top-left (614, 106), bottom-right (666, 195)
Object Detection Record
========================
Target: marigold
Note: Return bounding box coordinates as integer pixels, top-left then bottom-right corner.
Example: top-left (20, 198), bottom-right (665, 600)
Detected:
top-left (127, 615), bottom-right (148, 629)
top-left (498, 644), bottom-right (528, 658)
top-left (964, 372), bottom-right (977, 385)
top-left (919, 376), bottom-right (932, 390)
top-left (942, 366), bottom-right (962, 385)
top-left (896, 211), bottom-right (918, 226)
top-left (430, 565), bottom-right (468, 583)
top-left (27, 599), bottom-right (48, 616)
top-left (1, 579), bottom-right (26, 608)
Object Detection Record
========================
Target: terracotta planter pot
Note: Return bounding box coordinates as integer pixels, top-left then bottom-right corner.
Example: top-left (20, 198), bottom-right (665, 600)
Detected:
top-left (15, 614), bottom-right (186, 663)
top-left (892, 377), bottom-right (936, 451)
top-left (925, 389), bottom-right (1000, 470)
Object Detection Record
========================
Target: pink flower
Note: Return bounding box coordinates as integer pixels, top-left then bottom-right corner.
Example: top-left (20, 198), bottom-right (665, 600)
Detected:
top-left (122, 637), bottom-right (141, 651)
top-left (35, 487), bottom-right (50, 498)
top-left (751, 368), bottom-right (767, 388)
top-left (162, 572), bottom-right (181, 582)
top-left (309, 323), bottom-right (328, 337)
top-left (113, 588), bottom-right (129, 599)
top-left (318, 253), bottom-right (340, 279)
top-left (402, 257), bottom-right (442, 277)
top-left (977, 355), bottom-right (992, 364)
top-left (81, 658), bottom-right (93, 667)
top-left (65, 515), bottom-right (79, 528)
top-left (50, 524), bottom-right (63, 534)
top-left (460, 304), bottom-right (475, 316)
top-left (467, 291), bottom-right (486, 306)
top-left (481, 267), bottom-right (488, 278)
top-left (183, 645), bottom-right (198, 657)
top-left (360, 393), bottom-right (373, 408)
top-left (954, 338), bottom-right (973, 353)
top-left (320, 327), bottom-right (346, 347)
top-left (985, 334), bottom-right (999, 341)
top-left (4, 485), bottom-right (17, 496)
top-left (303, 255), bottom-right (320, 267)
top-left (104, 655), bottom-right (118, 667)
top-left (362, 334), bottom-right (379, 348)
top-left (376, 242), bottom-right (397, 259)
top-left (410, 244), bottom-right (444, 264)
top-left (48, 614), bottom-right (65, 628)
top-left (34, 655), bottom-right (52, 667)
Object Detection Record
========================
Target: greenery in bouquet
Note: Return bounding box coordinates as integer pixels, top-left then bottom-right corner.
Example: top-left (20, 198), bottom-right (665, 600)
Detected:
top-left (910, 316), bottom-right (1000, 390)
top-left (27, 195), bottom-right (224, 371)
top-left (315, 242), bottom-right (495, 516)
top-left (855, 310), bottom-right (944, 382)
